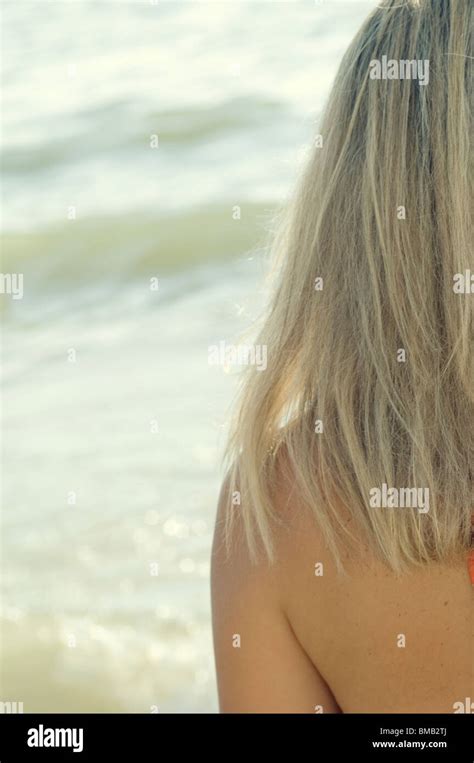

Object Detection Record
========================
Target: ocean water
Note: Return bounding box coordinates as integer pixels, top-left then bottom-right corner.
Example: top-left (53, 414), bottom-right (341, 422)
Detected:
top-left (1, 0), bottom-right (374, 712)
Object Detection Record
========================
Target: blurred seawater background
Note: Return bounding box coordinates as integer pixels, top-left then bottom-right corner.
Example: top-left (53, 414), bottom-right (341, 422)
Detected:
top-left (1, 0), bottom-right (373, 712)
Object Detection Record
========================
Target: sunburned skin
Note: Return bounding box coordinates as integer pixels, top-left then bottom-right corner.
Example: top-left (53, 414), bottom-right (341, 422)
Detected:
top-left (211, 462), bottom-right (473, 714)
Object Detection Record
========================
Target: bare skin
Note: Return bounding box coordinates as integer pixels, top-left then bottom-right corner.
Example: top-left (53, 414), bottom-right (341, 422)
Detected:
top-left (211, 467), bottom-right (473, 713)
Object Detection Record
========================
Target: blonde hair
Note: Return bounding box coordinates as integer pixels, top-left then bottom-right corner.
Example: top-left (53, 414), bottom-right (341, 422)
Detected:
top-left (225, 0), bottom-right (473, 572)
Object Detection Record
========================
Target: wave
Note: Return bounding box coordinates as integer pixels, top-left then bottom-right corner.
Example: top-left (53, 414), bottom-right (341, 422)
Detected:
top-left (1, 96), bottom-right (285, 175)
top-left (0, 202), bottom-right (275, 296)
top-left (0, 611), bottom-right (216, 712)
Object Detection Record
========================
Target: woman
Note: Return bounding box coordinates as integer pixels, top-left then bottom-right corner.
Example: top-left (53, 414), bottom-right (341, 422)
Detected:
top-left (211, 0), bottom-right (473, 713)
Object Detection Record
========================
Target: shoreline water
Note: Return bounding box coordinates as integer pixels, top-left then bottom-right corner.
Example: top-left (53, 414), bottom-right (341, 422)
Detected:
top-left (1, 0), bottom-right (374, 711)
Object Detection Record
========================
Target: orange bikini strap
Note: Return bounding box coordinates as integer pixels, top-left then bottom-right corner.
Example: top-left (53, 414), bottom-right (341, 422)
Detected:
top-left (469, 516), bottom-right (474, 586)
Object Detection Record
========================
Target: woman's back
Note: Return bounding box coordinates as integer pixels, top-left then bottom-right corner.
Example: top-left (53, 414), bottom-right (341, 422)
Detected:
top-left (212, 469), bottom-right (473, 713)
top-left (278, 500), bottom-right (473, 713)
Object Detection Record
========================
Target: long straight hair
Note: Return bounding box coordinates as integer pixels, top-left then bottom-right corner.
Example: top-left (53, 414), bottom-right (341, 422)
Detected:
top-left (225, 0), bottom-right (473, 572)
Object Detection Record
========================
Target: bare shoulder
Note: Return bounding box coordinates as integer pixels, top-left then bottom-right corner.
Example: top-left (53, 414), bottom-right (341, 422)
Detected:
top-left (211, 449), bottom-right (342, 616)
top-left (212, 452), bottom-right (473, 713)
top-left (211, 470), bottom-right (283, 619)
top-left (211, 463), bottom-right (342, 713)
